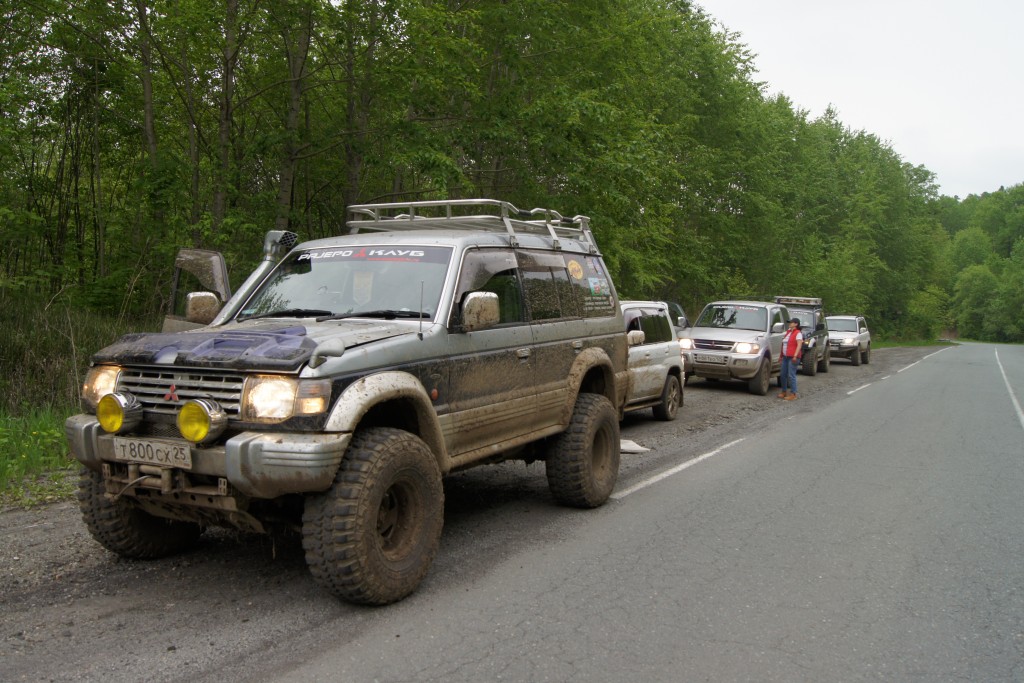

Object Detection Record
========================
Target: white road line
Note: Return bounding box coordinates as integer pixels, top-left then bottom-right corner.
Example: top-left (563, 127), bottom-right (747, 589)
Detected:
top-left (847, 383), bottom-right (871, 395)
top-left (995, 349), bottom-right (1024, 432)
top-left (611, 438), bottom-right (746, 500)
top-left (897, 346), bottom-right (951, 373)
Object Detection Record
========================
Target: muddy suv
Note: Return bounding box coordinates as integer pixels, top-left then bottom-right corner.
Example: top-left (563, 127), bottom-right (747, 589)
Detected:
top-left (679, 300), bottom-right (789, 394)
top-left (621, 300), bottom-right (684, 420)
top-left (65, 199), bottom-right (628, 605)
top-left (774, 296), bottom-right (830, 376)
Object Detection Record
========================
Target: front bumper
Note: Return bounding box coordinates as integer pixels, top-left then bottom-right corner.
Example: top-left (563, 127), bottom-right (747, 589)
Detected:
top-left (65, 414), bottom-right (351, 500)
top-left (828, 341), bottom-right (857, 358)
top-left (683, 350), bottom-right (763, 380)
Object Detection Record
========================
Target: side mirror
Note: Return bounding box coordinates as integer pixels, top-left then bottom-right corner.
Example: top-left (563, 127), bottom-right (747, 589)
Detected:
top-left (816, 322), bottom-right (826, 332)
top-left (860, 327), bottom-right (867, 333)
top-left (185, 291), bottom-right (222, 325)
top-left (677, 316), bottom-right (689, 329)
top-left (772, 322), bottom-right (784, 333)
top-left (461, 291), bottom-right (500, 332)
top-left (627, 330), bottom-right (646, 346)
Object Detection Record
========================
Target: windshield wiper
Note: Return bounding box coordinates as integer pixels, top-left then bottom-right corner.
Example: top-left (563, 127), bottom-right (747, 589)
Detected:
top-left (239, 308), bottom-right (332, 321)
top-left (316, 310), bottom-right (430, 322)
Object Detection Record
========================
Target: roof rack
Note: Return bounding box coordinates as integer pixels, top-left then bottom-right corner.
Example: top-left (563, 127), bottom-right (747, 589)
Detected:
top-left (345, 199), bottom-right (598, 253)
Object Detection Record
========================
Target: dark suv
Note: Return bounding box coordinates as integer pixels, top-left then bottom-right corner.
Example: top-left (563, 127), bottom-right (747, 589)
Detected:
top-left (774, 296), bottom-right (830, 375)
top-left (65, 199), bottom-right (628, 605)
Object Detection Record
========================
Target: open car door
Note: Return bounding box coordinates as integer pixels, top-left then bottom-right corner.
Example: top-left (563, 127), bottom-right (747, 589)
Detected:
top-left (162, 249), bottom-right (231, 332)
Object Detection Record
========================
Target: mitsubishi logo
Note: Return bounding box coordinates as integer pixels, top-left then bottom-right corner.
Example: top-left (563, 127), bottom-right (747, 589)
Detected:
top-left (164, 384), bottom-right (179, 402)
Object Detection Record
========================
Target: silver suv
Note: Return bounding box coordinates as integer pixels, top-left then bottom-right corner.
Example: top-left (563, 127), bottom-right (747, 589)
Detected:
top-left (621, 300), bottom-right (684, 420)
top-left (680, 300), bottom-right (789, 395)
top-left (826, 315), bottom-right (871, 365)
top-left (65, 199), bottom-right (628, 605)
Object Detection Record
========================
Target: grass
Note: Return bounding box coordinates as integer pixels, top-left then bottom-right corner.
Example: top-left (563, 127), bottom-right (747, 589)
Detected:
top-left (0, 289), bottom-right (158, 508)
top-left (0, 408), bottom-right (78, 508)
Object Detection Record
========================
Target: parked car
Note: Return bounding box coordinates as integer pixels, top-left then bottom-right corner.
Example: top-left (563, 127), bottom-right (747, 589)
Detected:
top-left (774, 296), bottom-right (830, 376)
top-left (65, 199), bottom-right (629, 606)
top-left (665, 300), bottom-right (692, 377)
top-left (621, 300), bottom-right (684, 420)
top-left (679, 300), bottom-right (790, 395)
top-left (826, 315), bottom-right (872, 365)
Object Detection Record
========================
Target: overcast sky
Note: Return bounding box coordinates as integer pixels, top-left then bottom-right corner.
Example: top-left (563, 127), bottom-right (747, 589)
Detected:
top-left (696, 0), bottom-right (1024, 199)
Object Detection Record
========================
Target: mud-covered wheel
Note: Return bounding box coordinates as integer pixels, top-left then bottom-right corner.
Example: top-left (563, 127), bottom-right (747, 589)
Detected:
top-left (748, 358), bottom-right (770, 395)
top-left (77, 467), bottom-right (202, 559)
top-left (851, 346), bottom-right (862, 366)
top-left (863, 345), bottom-right (871, 364)
top-left (819, 347), bottom-right (830, 373)
top-left (545, 394), bottom-right (620, 508)
top-left (302, 428), bottom-right (444, 605)
top-left (803, 349), bottom-right (818, 376)
top-left (652, 375), bottom-right (682, 421)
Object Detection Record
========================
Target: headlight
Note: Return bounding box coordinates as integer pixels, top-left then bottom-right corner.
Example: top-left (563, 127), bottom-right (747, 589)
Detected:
top-left (177, 399), bottom-right (227, 444)
top-left (83, 366), bottom-right (122, 411)
top-left (843, 337), bottom-right (856, 345)
top-left (734, 342), bottom-right (760, 354)
top-left (241, 376), bottom-right (331, 422)
top-left (679, 338), bottom-right (694, 350)
top-left (96, 392), bottom-right (143, 434)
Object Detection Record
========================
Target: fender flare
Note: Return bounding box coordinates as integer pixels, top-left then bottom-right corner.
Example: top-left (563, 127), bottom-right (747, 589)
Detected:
top-left (324, 371), bottom-right (449, 471)
top-left (562, 346), bottom-right (620, 422)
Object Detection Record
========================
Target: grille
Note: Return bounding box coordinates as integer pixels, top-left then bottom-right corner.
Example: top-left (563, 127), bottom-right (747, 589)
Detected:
top-left (693, 339), bottom-right (735, 351)
top-left (118, 368), bottom-right (246, 418)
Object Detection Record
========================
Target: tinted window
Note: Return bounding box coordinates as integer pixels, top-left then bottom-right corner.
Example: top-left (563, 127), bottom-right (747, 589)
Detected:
top-left (453, 249), bottom-right (525, 325)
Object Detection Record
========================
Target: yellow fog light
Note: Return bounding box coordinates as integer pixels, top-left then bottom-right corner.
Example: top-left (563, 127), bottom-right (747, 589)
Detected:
top-left (177, 399), bottom-right (227, 444)
top-left (97, 392), bottom-right (143, 434)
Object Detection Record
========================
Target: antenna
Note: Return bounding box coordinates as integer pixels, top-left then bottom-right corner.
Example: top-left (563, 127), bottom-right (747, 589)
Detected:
top-left (418, 281), bottom-right (424, 340)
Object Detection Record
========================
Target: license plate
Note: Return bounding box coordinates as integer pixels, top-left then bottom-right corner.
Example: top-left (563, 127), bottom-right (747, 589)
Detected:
top-left (693, 353), bottom-right (727, 364)
top-left (112, 437), bottom-right (192, 470)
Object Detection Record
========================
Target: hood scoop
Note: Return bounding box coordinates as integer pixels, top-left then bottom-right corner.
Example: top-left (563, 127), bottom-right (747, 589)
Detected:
top-left (93, 326), bottom-right (317, 371)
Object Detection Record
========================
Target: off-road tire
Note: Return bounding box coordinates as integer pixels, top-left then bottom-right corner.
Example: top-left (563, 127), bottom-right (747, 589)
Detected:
top-left (803, 349), bottom-right (818, 376)
top-left (863, 345), bottom-right (871, 364)
top-left (652, 375), bottom-right (682, 421)
top-left (545, 394), bottom-right (620, 508)
top-left (851, 347), bottom-right (862, 366)
top-left (748, 358), bottom-right (770, 395)
top-left (819, 347), bottom-right (830, 373)
top-left (77, 467), bottom-right (202, 559)
top-left (302, 428), bottom-right (443, 605)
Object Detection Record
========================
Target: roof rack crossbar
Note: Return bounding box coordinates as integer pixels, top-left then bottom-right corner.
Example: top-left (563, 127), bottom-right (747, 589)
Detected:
top-left (343, 199), bottom-right (597, 253)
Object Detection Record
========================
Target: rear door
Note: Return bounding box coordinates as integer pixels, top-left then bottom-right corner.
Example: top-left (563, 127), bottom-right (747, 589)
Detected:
top-left (624, 305), bottom-right (676, 402)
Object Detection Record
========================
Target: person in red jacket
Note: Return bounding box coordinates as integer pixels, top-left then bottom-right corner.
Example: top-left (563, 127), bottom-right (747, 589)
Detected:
top-left (778, 317), bottom-right (803, 400)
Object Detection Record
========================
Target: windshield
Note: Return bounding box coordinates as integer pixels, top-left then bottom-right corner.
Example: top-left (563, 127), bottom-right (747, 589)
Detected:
top-left (695, 304), bottom-right (767, 331)
top-left (789, 309), bottom-right (815, 328)
top-left (827, 318), bottom-right (859, 332)
top-left (238, 245), bottom-right (453, 321)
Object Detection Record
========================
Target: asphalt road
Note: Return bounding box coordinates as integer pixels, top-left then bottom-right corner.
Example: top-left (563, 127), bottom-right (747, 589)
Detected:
top-left (248, 342), bottom-right (1024, 682)
top-left (2, 343), bottom-right (1023, 682)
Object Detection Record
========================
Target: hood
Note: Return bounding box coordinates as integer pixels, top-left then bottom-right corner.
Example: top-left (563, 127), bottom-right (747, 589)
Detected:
top-left (91, 319), bottom-right (416, 371)
top-left (686, 326), bottom-right (767, 343)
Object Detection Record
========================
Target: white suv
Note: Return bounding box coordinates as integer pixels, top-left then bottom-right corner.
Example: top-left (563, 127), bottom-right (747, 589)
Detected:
top-left (621, 301), bottom-right (684, 420)
top-left (826, 315), bottom-right (871, 365)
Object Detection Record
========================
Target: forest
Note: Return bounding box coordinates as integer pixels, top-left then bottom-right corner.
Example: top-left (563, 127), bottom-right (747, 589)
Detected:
top-left (1, 0), bottom-right (1023, 418)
